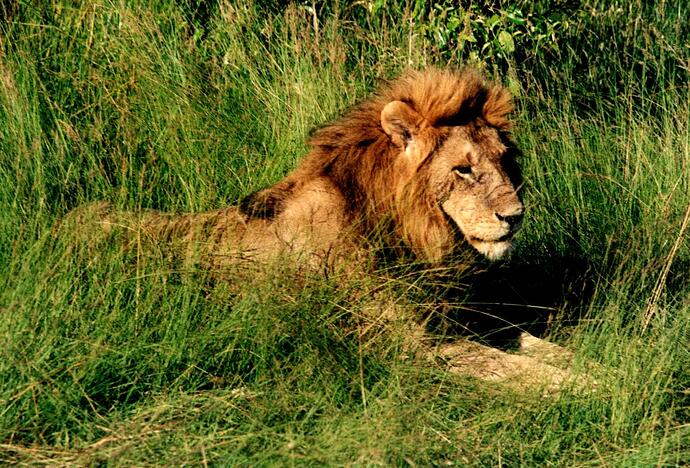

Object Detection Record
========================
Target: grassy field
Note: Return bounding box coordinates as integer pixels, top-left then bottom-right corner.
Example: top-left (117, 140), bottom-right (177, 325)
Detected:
top-left (1, 1), bottom-right (689, 465)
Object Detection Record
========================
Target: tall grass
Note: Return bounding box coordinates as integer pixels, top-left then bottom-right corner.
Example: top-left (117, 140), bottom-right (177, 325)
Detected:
top-left (1, 1), bottom-right (689, 465)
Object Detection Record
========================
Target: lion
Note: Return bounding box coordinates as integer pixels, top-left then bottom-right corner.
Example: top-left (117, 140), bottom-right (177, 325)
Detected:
top-left (67, 68), bottom-right (523, 268)
top-left (63, 68), bottom-right (582, 391)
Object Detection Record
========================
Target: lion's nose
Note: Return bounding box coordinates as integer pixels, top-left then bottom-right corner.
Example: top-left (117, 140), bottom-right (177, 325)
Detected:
top-left (495, 211), bottom-right (524, 228)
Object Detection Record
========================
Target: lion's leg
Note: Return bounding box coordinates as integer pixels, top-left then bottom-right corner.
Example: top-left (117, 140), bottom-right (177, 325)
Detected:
top-left (55, 201), bottom-right (117, 243)
top-left (62, 200), bottom-right (229, 241)
top-left (58, 201), bottom-right (207, 260)
top-left (517, 332), bottom-right (574, 368)
top-left (358, 295), bottom-right (576, 392)
top-left (58, 201), bottom-right (163, 244)
top-left (436, 338), bottom-right (571, 393)
top-left (438, 332), bottom-right (603, 394)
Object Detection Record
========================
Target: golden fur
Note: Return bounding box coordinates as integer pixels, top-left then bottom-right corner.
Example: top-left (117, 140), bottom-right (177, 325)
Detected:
top-left (66, 68), bottom-right (524, 268)
top-left (59, 69), bottom-right (584, 390)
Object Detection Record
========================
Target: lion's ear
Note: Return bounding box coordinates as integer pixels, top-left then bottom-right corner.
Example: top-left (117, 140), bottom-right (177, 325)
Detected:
top-left (381, 101), bottom-right (421, 147)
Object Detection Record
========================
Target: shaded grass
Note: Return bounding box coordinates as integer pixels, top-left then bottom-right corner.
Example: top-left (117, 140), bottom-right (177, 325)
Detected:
top-left (1, 0), bottom-right (690, 465)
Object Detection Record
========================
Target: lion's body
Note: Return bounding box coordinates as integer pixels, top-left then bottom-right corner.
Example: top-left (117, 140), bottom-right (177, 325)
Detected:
top-left (75, 176), bottom-right (352, 269)
top-left (68, 68), bottom-right (524, 269)
top-left (60, 69), bottom-right (585, 390)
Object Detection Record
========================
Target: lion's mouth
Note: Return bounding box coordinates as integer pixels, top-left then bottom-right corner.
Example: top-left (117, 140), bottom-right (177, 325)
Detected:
top-left (468, 232), bottom-right (514, 244)
top-left (465, 235), bottom-right (514, 261)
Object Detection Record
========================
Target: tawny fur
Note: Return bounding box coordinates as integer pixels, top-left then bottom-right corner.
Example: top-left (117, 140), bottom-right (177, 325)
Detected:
top-left (59, 69), bottom-right (586, 390)
top-left (64, 68), bottom-right (523, 269)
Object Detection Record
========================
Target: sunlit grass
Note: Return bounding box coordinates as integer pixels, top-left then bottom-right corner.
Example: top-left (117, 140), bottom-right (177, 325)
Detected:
top-left (1, 1), bottom-right (689, 465)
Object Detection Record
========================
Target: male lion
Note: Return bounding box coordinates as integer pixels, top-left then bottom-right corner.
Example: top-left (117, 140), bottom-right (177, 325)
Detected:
top-left (65, 69), bottom-right (577, 390)
top-left (68, 68), bottom-right (523, 267)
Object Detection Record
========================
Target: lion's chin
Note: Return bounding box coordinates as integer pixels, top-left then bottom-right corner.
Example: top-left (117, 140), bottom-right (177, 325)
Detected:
top-left (468, 239), bottom-right (512, 260)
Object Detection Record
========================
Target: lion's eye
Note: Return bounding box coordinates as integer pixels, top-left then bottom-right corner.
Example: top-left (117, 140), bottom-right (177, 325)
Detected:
top-left (452, 166), bottom-right (473, 179)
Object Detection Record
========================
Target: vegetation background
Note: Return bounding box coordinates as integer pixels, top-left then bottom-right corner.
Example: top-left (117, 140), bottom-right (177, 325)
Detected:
top-left (1, 0), bottom-right (689, 465)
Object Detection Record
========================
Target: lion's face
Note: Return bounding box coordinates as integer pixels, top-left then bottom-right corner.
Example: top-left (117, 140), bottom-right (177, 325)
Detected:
top-left (381, 100), bottom-right (523, 260)
top-left (431, 126), bottom-right (523, 260)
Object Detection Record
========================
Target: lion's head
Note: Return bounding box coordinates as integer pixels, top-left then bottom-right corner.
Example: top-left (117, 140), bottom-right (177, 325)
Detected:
top-left (302, 68), bottom-right (523, 262)
top-left (380, 95), bottom-right (523, 261)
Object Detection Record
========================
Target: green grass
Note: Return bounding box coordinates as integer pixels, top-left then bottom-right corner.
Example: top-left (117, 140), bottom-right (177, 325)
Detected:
top-left (1, 1), bottom-right (689, 465)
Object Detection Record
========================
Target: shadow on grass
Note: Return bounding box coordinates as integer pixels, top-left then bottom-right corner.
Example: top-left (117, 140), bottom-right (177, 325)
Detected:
top-left (426, 254), bottom-right (598, 350)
